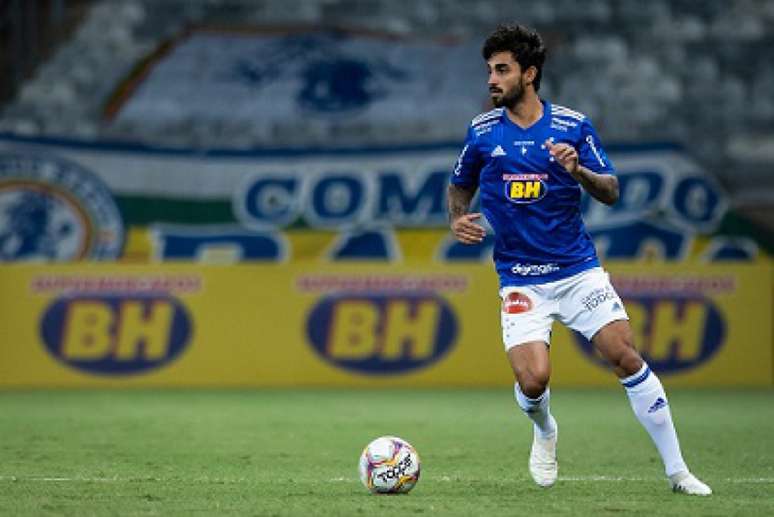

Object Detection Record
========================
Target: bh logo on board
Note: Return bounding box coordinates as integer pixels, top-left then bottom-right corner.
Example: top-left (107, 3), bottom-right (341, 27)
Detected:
top-left (574, 295), bottom-right (726, 374)
top-left (41, 294), bottom-right (192, 375)
top-left (0, 152), bottom-right (124, 261)
top-left (306, 292), bottom-right (457, 374)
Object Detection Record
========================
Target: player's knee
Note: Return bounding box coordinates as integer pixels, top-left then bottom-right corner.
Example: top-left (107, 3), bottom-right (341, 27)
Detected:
top-left (518, 373), bottom-right (549, 399)
top-left (618, 349), bottom-right (644, 376)
top-left (607, 343), bottom-right (643, 376)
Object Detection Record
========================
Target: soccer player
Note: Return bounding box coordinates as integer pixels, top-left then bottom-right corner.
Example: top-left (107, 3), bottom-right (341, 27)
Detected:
top-left (447, 24), bottom-right (711, 495)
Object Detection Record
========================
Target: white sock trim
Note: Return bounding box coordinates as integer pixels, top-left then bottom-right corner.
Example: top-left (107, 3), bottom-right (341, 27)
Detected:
top-left (620, 362), bottom-right (651, 389)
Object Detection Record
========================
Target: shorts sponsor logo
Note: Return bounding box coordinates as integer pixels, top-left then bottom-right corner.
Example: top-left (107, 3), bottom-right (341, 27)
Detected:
top-left (306, 292), bottom-right (457, 374)
top-left (502, 292), bottom-right (533, 314)
top-left (0, 153), bottom-right (124, 261)
top-left (40, 294), bottom-right (192, 375)
top-left (574, 294), bottom-right (725, 373)
top-left (580, 286), bottom-right (618, 311)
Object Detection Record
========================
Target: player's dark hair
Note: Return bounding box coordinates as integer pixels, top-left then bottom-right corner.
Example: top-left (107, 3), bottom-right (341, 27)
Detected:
top-left (482, 24), bottom-right (546, 91)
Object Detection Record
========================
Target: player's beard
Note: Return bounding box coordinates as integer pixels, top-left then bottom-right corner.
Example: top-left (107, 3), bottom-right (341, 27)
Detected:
top-left (491, 78), bottom-right (525, 109)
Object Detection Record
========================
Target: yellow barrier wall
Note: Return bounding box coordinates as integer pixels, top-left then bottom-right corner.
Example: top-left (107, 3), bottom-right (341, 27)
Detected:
top-left (0, 263), bottom-right (770, 388)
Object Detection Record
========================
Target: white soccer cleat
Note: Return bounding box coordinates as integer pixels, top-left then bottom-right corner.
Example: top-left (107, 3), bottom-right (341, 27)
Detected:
top-left (669, 471), bottom-right (712, 496)
top-left (528, 426), bottom-right (558, 488)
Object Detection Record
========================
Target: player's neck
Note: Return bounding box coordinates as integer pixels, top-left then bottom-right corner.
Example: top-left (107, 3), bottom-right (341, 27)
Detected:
top-left (505, 92), bottom-right (543, 129)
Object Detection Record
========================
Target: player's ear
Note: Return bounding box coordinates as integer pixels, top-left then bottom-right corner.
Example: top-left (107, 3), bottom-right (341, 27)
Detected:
top-left (523, 65), bottom-right (537, 85)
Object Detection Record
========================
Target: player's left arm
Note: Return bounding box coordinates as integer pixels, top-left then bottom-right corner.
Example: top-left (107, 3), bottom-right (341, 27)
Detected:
top-left (574, 164), bottom-right (618, 205)
top-left (546, 139), bottom-right (619, 205)
top-left (545, 119), bottom-right (619, 205)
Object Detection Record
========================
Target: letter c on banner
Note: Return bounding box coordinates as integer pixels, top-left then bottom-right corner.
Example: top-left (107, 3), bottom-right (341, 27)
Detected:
top-left (238, 177), bottom-right (299, 229)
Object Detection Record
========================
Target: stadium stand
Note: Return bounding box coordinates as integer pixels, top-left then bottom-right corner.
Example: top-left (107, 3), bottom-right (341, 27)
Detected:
top-left (1, 0), bottom-right (773, 225)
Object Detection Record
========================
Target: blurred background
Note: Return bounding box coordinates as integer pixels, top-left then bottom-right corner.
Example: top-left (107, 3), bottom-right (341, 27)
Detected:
top-left (0, 0), bottom-right (772, 389)
top-left (3, 0), bottom-right (774, 213)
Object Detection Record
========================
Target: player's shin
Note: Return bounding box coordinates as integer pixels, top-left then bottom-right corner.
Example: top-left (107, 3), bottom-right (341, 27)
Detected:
top-left (514, 383), bottom-right (557, 438)
top-left (620, 363), bottom-right (688, 477)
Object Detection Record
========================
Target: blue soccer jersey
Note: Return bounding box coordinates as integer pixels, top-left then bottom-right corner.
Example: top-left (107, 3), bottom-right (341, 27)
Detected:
top-left (451, 100), bottom-right (614, 287)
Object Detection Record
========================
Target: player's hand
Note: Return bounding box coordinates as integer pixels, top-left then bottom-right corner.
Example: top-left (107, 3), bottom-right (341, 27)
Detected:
top-left (451, 213), bottom-right (486, 244)
top-left (545, 139), bottom-right (579, 177)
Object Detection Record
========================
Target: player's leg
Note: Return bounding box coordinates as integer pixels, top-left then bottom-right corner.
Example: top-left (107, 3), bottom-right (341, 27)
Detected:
top-left (507, 340), bottom-right (555, 437)
top-left (501, 287), bottom-right (558, 487)
top-left (507, 341), bottom-right (558, 488)
top-left (592, 321), bottom-right (711, 495)
top-left (560, 268), bottom-right (711, 495)
top-left (593, 321), bottom-right (686, 474)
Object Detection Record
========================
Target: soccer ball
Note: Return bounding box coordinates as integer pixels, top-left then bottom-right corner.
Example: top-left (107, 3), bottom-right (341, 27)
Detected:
top-left (358, 436), bottom-right (421, 494)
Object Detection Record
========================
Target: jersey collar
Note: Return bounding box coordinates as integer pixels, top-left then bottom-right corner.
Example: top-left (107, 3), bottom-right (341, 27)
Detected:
top-left (502, 99), bottom-right (550, 132)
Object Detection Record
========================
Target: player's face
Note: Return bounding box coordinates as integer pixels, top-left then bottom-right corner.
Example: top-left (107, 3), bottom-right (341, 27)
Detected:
top-left (487, 52), bottom-right (527, 109)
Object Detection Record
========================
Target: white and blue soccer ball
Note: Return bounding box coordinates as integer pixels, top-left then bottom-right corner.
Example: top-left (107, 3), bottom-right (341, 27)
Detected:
top-left (358, 436), bottom-right (421, 494)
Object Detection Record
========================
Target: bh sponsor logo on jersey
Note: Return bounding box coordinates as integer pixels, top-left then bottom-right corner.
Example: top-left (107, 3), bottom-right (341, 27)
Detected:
top-left (0, 153), bottom-right (124, 261)
top-left (40, 294), bottom-right (192, 375)
top-left (574, 294), bottom-right (725, 374)
top-left (502, 292), bottom-right (532, 314)
top-left (306, 292), bottom-right (457, 374)
top-left (503, 173), bottom-right (548, 204)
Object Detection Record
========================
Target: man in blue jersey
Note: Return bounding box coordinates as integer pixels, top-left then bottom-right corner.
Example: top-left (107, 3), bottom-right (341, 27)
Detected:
top-left (448, 24), bottom-right (711, 495)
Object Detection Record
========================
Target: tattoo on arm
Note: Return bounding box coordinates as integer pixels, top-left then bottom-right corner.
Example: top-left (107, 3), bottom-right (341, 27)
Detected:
top-left (447, 184), bottom-right (478, 221)
top-left (572, 166), bottom-right (619, 205)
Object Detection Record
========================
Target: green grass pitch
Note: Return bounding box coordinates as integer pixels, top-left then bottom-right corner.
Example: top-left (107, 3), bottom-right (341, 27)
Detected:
top-left (1, 388), bottom-right (772, 516)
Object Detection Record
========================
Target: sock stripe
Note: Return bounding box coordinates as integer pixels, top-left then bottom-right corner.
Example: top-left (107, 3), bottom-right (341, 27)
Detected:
top-left (621, 366), bottom-right (651, 388)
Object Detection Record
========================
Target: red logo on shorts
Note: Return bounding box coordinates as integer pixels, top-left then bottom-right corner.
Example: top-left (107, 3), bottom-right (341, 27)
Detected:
top-left (503, 292), bottom-right (533, 314)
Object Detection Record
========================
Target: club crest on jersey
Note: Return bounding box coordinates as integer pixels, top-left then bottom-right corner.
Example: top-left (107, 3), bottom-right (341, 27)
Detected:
top-left (503, 173), bottom-right (548, 204)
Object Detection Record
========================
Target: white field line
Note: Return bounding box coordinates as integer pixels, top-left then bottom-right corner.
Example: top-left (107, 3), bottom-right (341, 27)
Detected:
top-left (2, 475), bottom-right (772, 484)
top-left (338, 475), bottom-right (774, 484)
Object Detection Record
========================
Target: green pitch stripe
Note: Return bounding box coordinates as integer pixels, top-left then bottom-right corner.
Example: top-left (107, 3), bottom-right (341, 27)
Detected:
top-left (115, 196), bottom-right (235, 225)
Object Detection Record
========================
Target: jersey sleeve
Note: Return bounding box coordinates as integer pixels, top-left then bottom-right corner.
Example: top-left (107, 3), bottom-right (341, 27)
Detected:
top-left (450, 126), bottom-right (482, 186)
top-left (578, 119), bottom-right (615, 173)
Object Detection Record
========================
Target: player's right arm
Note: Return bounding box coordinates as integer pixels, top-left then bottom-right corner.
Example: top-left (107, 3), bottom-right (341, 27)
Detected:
top-left (448, 127), bottom-right (486, 244)
top-left (448, 184), bottom-right (485, 244)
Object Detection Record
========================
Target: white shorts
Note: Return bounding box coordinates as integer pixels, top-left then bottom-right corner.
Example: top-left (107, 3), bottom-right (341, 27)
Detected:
top-left (500, 267), bottom-right (629, 350)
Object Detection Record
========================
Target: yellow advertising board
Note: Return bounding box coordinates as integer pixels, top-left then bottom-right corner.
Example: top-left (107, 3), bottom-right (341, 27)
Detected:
top-left (0, 262), bottom-right (770, 388)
